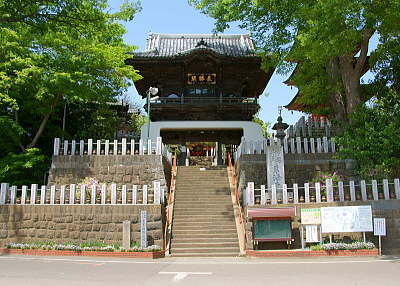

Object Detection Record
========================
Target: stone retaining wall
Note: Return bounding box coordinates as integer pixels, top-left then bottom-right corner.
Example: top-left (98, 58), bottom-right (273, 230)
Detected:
top-left (48, 155), bottom-right (169, 190)
top-left (245, 200), bottom-right (400, 255)
top-left (0, 205), bottom-right (163, 248)
top-left (235, 153), bottom-right (356, 189)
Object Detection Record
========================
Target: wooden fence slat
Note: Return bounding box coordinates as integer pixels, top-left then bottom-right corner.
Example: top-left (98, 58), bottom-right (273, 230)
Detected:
top-left (315, 182), bottom-right (321, 203)
top-left (383, 179), bottom-right (390, 200)
top-left (350, 181), bottom-right (356, 201)
top-left (361, 180), bottom-right (367, 201)
top-left (338, 181), bottom-right (344, 202)
top-left (304, 183), bottom-right (310, 203)
top-left (293, 183), bottom-right (299, 204)
top-left (283, 184), bottom-right (288, 204)
top-left (372, 180), bottom-right (379, 200)
top-left (271, 184), bottom-right (277, 205)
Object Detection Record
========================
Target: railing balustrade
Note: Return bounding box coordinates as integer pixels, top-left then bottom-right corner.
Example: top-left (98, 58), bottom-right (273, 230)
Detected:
top-left (243, 178), bottom-right (400, 206)
top-left (0, 182), bottom-right (164, 206)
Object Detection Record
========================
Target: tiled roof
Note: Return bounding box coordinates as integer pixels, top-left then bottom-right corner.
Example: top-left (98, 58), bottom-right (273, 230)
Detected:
top-left (133, 33), bottom-right (257, 58)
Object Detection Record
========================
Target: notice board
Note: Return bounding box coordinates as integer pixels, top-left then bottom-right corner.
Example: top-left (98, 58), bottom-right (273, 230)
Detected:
top-left (321, 205), bottom-right (373, 233)
top-left (253, 220), bottom-right (291, 240)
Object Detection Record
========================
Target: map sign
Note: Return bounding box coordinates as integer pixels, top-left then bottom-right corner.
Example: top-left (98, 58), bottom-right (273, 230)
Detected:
top-left (321, 206), bottom-right (373, 233)
top-left (301, 208), bottom-right (321, 225)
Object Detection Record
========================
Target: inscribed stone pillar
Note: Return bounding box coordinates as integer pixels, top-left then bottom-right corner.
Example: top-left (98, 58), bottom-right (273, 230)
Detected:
top-left (266, 142), bottom-right (285, 197)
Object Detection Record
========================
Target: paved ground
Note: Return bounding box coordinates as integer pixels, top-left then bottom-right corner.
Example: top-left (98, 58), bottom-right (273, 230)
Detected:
top-left (0, 255), bottom-right (399, 286)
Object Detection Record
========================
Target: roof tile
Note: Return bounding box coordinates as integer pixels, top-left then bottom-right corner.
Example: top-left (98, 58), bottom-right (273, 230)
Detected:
top-left (135, 33), bottom-right (257, 58)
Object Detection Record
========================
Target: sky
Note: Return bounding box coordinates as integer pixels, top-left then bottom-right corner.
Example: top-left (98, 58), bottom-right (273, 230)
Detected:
top-left (110, 0), bottom-right (304, 129)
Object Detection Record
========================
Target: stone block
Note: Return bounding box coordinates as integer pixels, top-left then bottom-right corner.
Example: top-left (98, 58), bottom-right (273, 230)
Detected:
top-left (147, 221), bottom-right (161, 231)
top-left (72, 231), bottom-right (80, 239)
top-left (92, 224), bottom-right (101, 231)
top-left (80, 232), bottom-right (88, 240)
top-left (87, 232), bottom-right (96, 240)
top-left (0, 230), bottom-right (7, 239)
top-left (99, 215), bottom-right (111, 224)
top-left (123, 175), bottom-right (132, 183)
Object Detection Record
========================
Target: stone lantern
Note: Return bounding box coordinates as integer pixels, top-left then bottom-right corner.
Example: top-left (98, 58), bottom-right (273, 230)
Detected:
top-left (272, 106), bottom-right (289, 141)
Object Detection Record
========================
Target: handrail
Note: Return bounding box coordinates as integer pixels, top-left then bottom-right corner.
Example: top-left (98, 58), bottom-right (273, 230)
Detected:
top-left (151, 96), bottom-right (258, 105)
top-left (163, 152), bottom-right (177, 254)
top-left (227, 152), bottom-right (247, 252)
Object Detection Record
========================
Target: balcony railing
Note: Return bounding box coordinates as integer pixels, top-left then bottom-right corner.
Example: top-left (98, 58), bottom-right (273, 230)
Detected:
top-left (150, 96), bottom-right (258, 105)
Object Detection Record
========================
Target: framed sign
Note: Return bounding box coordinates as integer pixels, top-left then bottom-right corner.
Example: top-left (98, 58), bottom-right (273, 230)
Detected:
top-left (374, 218), bottom-right (386, 236)
top-left (253, 219), bottom-right (292, 241)
top-left (187, 73), bottom-right (216, 85)
top-left (321, 205), bottom-right (373, 233)
top-left (301, 208), bottom-right (321, 225)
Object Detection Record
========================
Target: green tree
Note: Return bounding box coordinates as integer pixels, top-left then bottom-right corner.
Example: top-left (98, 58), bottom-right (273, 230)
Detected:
top-left (336, 89), bottom-right (400, 178)
top-left (0, 0), bottom-right (142, 184)
top-left (252, 115), bottom-right (270, 138)
top-left (190, 0), bottom-right (400, 121)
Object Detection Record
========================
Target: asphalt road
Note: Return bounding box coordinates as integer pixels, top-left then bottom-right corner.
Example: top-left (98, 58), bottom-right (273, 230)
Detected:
top-left (0, 255), bottom-right (399, 286)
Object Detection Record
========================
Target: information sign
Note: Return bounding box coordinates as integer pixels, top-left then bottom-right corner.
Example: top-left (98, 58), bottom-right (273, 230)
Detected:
top-left (321, 205), bottom-right (373, 233)
top-left (140, 210), bottom-right (147, 248)
top-left (301, 208), bottom-right (321, 225)
top-left (305, 225), bottom-right (319, 242)
top-left (374, 218), bottom-right (386, 236)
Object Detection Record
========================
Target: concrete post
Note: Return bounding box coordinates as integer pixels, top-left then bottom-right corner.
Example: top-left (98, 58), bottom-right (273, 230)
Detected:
top-left (122, 220), bottom-right (131, 249)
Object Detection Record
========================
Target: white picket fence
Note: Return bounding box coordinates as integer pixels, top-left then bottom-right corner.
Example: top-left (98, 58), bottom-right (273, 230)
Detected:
top-left (286, 116), bottom-right (333, 139)
top-left (244, 178), bottom-right (400, 206)
top-left (53, 137), bottom-right (166, 156)
top-left (234, 136), bottom-right (335, 160)
top-left (0, 182), bottom-right (164, 206)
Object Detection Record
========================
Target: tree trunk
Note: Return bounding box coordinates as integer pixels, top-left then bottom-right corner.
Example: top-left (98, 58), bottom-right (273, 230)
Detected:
top-left (327, 57), bottom-right (347, 122)
top-left (26, 94), bottom-right (62, 149)
top-left (339, 55), bottom-right (362, 116)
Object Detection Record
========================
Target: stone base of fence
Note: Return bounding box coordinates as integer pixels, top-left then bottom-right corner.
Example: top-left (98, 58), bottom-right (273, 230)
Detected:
top-left (0, 248), bottom-right (165, 259)
top-left (246, 249), bottom-right (378, 258)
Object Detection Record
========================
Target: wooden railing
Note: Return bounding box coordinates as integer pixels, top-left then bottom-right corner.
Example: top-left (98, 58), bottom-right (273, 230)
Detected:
top-left (0, 182), bottom-right (163, 205)
top-left (163, 153), bottom-right (177, 254)
top-left (151, 96), bottom-right (258, 105)
top-left (244, 179), bottom-right (400, 206)
top-left (227, 152), bottom-right (247, 252)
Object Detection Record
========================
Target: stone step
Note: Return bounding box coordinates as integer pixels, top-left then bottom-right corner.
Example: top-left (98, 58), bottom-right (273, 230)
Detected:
top-left (173, 224), bottom-right (236, 231)
top-left (174, 211), bottom-right (234, 217)
top-left (172, 220), bottom-right (236, 227)
top-left (174, 197), bottom-right (231, 201)
top-left (173, 231), bottom-right (237, 238)
top-left (173, 206), bottom-right (233, 211)
top-left (171, 247), bottom-right (239, 254)
top-left (172, 241), bottom-right (239, 248)
top-left (172, 237), bottom-right (239, 243)
top-left (170, 252), bottom-right (239, 257)
top-left (174, 214), bottom-right (235, 223)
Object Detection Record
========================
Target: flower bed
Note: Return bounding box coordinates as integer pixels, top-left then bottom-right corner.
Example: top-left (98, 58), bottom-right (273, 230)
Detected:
top-left (246, 242), bottom-right (378, 257)
top-left (0, 243), bottom-right (165, 259)
top-left (246, 248), bottom-right (378, 257)
top-left (310, 242), bottom-right (375, 251)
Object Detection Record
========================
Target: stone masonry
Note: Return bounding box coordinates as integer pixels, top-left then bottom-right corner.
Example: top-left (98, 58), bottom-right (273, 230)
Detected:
top-left (235, 153), bottom-right (356, 189)
top-left (48, 155), bottom-right (169, 190)
top-left (0, 205), bottom-right (163, 248)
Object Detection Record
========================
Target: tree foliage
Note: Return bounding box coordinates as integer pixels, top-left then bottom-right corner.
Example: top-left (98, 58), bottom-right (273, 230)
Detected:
top-left (336, 89), bottom-right (400, 178)
top-left (0, 0), bottom-right (142, 184)
top-left (190, 0), bottom-right (400, 121)
top-left (252, 115), bottom-right (270, 138)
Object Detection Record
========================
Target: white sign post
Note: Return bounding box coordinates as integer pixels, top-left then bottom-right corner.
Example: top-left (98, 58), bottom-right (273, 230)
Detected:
top-left (140, 210), bottom-right (147, 249)
top-left (374, 218), bottom-right (386, 256)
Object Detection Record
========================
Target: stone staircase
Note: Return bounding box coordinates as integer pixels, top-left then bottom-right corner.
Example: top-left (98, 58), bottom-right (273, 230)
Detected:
top-left (170, 166), bottom-right (240, 257)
